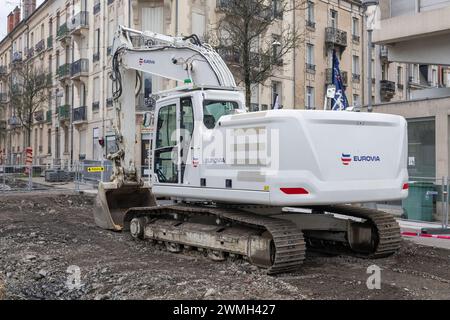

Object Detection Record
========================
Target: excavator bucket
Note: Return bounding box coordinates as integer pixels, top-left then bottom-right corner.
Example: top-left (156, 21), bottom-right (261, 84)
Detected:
top-left (94, 182), bottom-right (157, 231)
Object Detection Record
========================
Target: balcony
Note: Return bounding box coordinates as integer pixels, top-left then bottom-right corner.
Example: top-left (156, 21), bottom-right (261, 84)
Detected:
top-left (34, 110), bottom-right (45, 123)
top-left (47, 35), bottom-right (53, 50)
top-left (0, 121), bottom-right (6, 130)
top-left (0, 92), bottom-right (7, 102)
top-left (35, 39), bottom-right (45, 54)
top-left (57, 63), bottom-right (71, 81)
top-left (69, 11), bottom-right (89, 36)
top-left (352, 73), bottom-right (361, 83)
top-left (325, 27), bottom-right (347, 49)
top-left (326, 68), bottom-right (348, 87)
top-left (71, 59), bottom-right (89, 80)
top-left (380, 80), bottom-right (396, 102)
top-left (73, 106), bottom-right (87, 123)
top-left (57, 23), bottom-right (70, 44)
top-left (46, 110), bottom-right (52, 123)
top-left (58, 105), bottom-right (70, 121)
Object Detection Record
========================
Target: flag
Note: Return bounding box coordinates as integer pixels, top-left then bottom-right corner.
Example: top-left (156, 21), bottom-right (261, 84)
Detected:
top-left (331, 50), bottom-right (349, 111)
top-left (273, 94), bottom-right (281, 110)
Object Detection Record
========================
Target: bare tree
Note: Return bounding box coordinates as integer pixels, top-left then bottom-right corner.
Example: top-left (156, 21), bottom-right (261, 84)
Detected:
top-left (210, 0), bottom-right (305, 109)
top-left (2, 62), bottom-right (51, 149)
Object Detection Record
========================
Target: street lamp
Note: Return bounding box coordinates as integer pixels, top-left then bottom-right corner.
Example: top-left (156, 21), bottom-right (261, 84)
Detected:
top-left (362, 0), bottom-right (379, 113)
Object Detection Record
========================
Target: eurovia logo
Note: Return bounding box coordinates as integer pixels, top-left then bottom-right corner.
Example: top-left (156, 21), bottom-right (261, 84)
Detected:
top-left (341, 153), bottom-right (381, 166)
top-left (139, 58), bottom-right (156, 66)
top-left (341, 153), bottom-right (352, 166)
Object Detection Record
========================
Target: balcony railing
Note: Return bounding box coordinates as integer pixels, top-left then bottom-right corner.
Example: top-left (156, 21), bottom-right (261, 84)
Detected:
top-left (71, 59), bottom-right (89, 79)
top-left (47, 35), bottom-right (53, 49)
top-left (58, 105), bottom-right (71, 121)
top-left (8, 116), bottom-right (20, 127)
top-left (106, 98), bottom-right (114, 108)
top-left (380, 80), bottom-right (396, 102)
top-left (136, 94), bottom-right (155, 112)
top-left (326, 68), bottom-right (348, 86)
top-left (306, 20), bottom-right (316, 30)
top-left (57, 23), bottom-right (69, 39)
top-left (73, 106), bottom-right (87, 122)
top-left (306, 63), bottom-right (316, 73)
top-left (0, 120), bottom-right (6, 130)
top-left (217, 46), bottom-right (240, 64)
top-left (26, 47), bottom-right (35, 59)
top-left (92, 101), bottom-right (100, 111)
top-left (0, 66), bottom-right (7, 76)
top-left (46, 110), bottom-right (52, 123)
top-left (94, 2), bottom-right (101, 14)
top-left (325, 27), bottom-right (347, 48)
top-left (34, 110), bottom-right (45, 123)
top-left (12, 52), bottom-right (23, 63)
top-left (57, 63), bottom-right (71, 80)
top-left (352, 73), bottom-right (361, 83)
top-left (69, 11), bottom-right (89, 34)
top-left (0, 92), bottom-right (7, 102)
top-left (35, 39), bottom-right (45, 53)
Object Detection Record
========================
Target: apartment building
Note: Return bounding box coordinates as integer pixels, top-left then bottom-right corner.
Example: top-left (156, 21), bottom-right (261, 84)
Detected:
top-left (0, 0), bottom-right (368, 168)
top-left (372, 0), bottom-right (450, 181)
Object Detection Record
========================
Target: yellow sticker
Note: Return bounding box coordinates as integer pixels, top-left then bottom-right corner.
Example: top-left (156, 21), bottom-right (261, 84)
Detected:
top-left (264, 185), bottom-right (270, 192)
top-left (87, 167), bottom-right (105, 173)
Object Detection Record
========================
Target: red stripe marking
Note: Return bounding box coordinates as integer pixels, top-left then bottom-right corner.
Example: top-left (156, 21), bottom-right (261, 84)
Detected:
top-left (280, 188), bottom-right (309, 195)
top-left (401, 232), bottom-right (450, 240)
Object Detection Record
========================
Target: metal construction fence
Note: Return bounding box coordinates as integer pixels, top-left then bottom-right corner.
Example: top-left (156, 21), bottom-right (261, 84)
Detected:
top-left (0, 166), bottom-right (448, 228)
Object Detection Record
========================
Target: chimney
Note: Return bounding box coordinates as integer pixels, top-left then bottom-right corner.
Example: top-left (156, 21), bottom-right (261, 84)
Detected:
top-left (7, 12), bottom-right (14, 34)
top-left (13, 6), bottom-right (21, 27)
top-left (23, 0), bottom-right (37, 20)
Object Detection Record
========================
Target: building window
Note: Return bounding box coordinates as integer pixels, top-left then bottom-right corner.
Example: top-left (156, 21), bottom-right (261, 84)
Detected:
top-left (272, 34), bottom-right (282, 64)
top-left (352, 18), bottom-right (359, 36)
top-left (271, 81), bottom-right (282, 109)
top-left (47, 128), bottom-right (51, 154)
top-left (94, 28), bottom-right (100, 58)
top-left (306, 86), bottom-right (314, 109)
top-left (397, 66), bottom-right (403, 86)
top-left (63, 126), bottom-right (69, 153)
top-left (330, 10), bottom-right (338, 28)
top-left (352, 55), bottom-right (360, 75)
top-left (306, 44), bottom-right (315, 72)
top-left (93, 127), bottom-right (100, 160)
top-left (353, 94), bottom-right (360, 107)
top-left (307, 1), bottom-right (315, 26)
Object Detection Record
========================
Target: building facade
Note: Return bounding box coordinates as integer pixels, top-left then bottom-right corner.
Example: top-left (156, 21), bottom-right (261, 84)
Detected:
top-left (371, 0), bottom-right (450, 180)
top-left (0, 0), bottom-right (370, 168)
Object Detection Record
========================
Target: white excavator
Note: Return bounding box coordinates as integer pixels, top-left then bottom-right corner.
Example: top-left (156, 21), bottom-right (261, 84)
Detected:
top-left (94, 26), bottom-right (408, 274)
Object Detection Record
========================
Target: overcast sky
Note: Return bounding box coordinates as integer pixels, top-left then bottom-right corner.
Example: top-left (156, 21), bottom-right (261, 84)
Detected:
top-left (0, 0), bottom-right (45, 40)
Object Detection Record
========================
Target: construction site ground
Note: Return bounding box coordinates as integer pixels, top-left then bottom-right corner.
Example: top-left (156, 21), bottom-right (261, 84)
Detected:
top-left (1, 191), bottom-right (450, 300)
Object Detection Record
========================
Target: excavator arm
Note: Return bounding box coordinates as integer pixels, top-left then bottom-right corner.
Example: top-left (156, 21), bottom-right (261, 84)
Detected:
top-left (94, 26), bottom-right (238, 231)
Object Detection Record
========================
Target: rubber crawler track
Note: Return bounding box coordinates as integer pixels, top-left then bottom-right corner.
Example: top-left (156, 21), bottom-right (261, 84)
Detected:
top-left (305, 205), bottom-right (402, 258)
top-left (124, 205), bottom-right (306, 274)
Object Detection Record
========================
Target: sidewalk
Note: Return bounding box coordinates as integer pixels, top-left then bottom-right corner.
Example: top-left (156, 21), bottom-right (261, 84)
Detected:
top-left (397, 219), bottom-right (450, 250)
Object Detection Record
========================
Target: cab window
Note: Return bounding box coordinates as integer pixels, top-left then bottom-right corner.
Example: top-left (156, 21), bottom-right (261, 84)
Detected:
top-left (203, 100), bottom-right (239, 129)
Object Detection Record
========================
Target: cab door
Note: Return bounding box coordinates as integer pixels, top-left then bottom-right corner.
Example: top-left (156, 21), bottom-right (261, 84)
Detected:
top-left (153, 99), bottom-right (180, 184)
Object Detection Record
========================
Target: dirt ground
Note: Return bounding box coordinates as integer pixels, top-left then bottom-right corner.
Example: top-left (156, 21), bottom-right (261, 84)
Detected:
top-left (0, 191), bottom-right (450, 300)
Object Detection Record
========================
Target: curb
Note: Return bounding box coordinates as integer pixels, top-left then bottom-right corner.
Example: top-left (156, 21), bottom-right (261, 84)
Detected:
top-left (402, 231), bottom-right (450, 240)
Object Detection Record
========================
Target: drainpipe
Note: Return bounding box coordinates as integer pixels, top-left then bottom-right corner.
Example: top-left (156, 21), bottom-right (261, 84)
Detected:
top-left (175, 0), bottom-right (179, 36)
top-left (292, 0), bottom-right (296, 109)
top-left (128, 0), bottom-right (131, 28)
